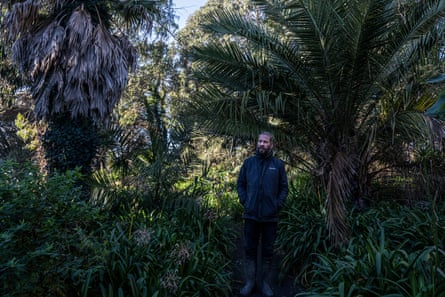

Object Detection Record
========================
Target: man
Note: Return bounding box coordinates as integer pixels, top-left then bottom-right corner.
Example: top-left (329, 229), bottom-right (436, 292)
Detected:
top-left (237, 131), bottom-right (289, 297)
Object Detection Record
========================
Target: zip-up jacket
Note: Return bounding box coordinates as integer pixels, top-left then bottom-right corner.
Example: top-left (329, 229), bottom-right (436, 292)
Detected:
top-left (237, 150), bottom-right (288, 222)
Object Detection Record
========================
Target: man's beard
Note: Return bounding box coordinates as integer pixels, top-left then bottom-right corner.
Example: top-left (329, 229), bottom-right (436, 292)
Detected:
top-left (256, 147), bottom-right (271, 158)
top-left (258, 147), bottom-right (267, 154)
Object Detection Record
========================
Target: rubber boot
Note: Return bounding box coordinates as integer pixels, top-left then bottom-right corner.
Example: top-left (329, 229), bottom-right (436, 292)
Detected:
top-left (240, 259), bottom-right (256, 296)
top-left (260, 260), bottom-right (274, 297)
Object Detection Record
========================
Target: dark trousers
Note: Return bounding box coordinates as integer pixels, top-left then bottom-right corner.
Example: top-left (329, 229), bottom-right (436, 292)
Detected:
top-left (243, 219), bottom-right (278, 262)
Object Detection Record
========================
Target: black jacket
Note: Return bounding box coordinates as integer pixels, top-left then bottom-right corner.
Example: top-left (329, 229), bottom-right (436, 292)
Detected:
top-left (237, 150), bottom-right (288, 222)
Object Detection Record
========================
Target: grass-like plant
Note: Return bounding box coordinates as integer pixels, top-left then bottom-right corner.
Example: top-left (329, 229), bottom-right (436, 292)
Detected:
top-left (86, 198), bottom-right (236, 297)
top-left (0, 161), bottom-right (237, 296)
top-left (275, 174), bottom-right (332, 283)
top-left (277, 174), bottom-right (445, 297)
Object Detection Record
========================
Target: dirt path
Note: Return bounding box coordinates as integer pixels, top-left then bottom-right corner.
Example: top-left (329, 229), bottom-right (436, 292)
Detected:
top-left (230, 225), bottom-right (301, 297)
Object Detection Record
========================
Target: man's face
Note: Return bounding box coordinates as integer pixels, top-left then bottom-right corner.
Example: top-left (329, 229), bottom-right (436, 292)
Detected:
top-left (257, 134), bottom-right (273, 154)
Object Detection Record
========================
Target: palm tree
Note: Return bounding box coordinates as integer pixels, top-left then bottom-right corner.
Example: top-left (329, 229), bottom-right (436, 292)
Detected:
top-left (0, 0), bottom-right (173, 176)
top-left (188, 0), bottom-right (445, 244)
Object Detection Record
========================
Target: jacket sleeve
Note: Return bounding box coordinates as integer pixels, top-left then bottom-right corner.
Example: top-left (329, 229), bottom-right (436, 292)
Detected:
top-left (277, 160), bottom-right (289, 209)
top-left (237, 161), bottom-right (248, 205)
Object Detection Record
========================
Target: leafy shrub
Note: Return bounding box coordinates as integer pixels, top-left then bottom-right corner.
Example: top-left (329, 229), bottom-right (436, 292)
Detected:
top-left (0, 160), bottom-right (237, 297)
top-left (81, 197), bottom-right (236, 297)
top-left (277, 174), bottom-right (445, 296)
top-left (302, 229), bottom-right (445, 297)
top-left (0, 161), bottom-right (106, 296)
top-left (177, 170), bottom-right (243, 221)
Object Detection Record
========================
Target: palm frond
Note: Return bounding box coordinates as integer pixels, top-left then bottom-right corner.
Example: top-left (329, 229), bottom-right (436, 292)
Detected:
top-left (67, 5), bottom-right (94, 51)
top-left (111, 0), bottom-right (168, 32)
top-left (0, 1), bottom-right (159, 123)
top-left (1, 0), bottom-right (39, 41)
top-left (189, 0), bottom-right (445, 245)
top-left (31, 22), bottom-right (65, 77)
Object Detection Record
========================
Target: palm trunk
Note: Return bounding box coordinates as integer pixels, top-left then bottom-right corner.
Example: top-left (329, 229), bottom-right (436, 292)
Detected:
top-left (41, 113), bottom-right (98, 197)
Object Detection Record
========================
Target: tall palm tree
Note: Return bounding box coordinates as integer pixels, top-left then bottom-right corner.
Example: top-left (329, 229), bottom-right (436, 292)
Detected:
top-left (0, 0), bottom-right (173, 176)
top-left (188, 0), bottom-right (445, 244)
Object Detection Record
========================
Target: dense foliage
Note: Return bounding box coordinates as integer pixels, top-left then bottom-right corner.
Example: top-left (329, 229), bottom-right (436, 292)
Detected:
top-left (1, 0), bottom-right (445, 296)
top-left (187, 0), bottom-right (445, 244)
top-left (0, 161), bottom-right (236, 297)
top-left (277, 174), bottom-right (445, 297)
top-left (0, 0), bottom-right (175, 174)
top-left (1, 160), bottom-right (444, 296)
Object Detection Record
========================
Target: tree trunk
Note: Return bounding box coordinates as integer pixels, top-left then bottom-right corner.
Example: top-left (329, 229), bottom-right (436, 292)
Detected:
top-left (41, 113), bottom-right (98, 197)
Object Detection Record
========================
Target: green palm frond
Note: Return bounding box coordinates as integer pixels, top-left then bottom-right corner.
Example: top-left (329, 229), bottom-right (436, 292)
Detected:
top-left (111, 0), bottom-right (165, 31)
top-left (189, 0), bottom-right (445, 245)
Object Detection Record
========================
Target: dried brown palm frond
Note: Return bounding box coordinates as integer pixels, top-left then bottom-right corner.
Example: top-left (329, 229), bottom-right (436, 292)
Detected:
top-left (10, 35), bottom-right (32, 73)
top-left (33, 69), bottom-right (64, 117)
top-left (425, 116), bottom-right (444, 151)
top-left (1, 0), bottom-right (171, 175)
top-left (31, 21), bottom-right (65, 77)
top-left (4, 5), bottom-right (138, 123)
top-left (114, 33), bottom-right (137, 72)
top-left (1, 0), bottom-right (39, 41)
top-left (66, 5), bottom-right (94, 52)
top-left (1, 1), bottom-right (149, 124)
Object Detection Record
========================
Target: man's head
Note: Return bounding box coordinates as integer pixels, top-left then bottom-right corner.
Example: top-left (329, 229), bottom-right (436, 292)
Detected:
top-left (257, 131), bottom-right (274, 156)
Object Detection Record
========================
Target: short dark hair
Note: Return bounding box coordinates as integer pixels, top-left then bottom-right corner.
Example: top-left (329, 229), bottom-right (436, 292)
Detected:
top-left (259, 131), bottom-right (274, 144)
